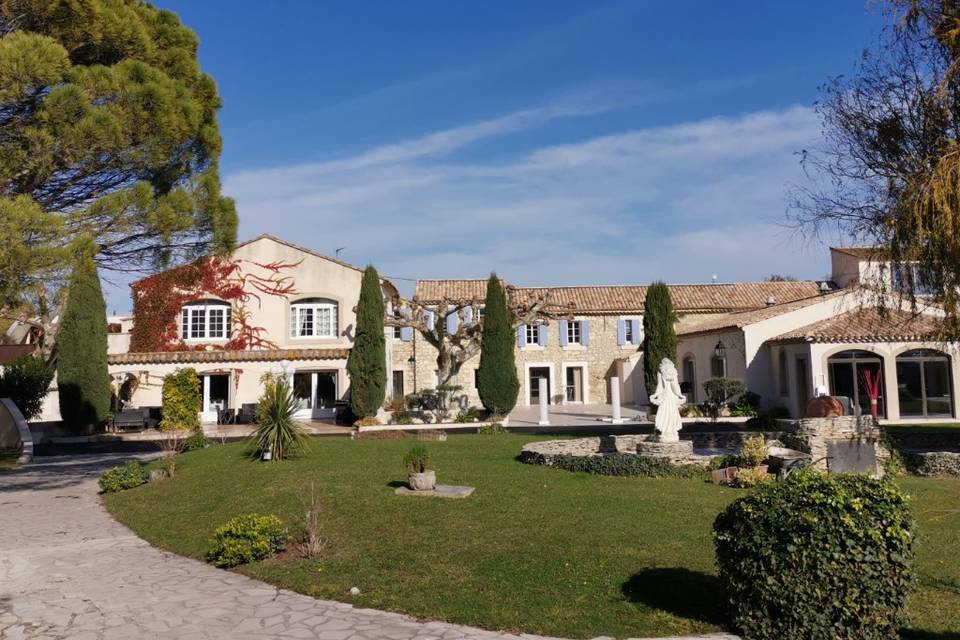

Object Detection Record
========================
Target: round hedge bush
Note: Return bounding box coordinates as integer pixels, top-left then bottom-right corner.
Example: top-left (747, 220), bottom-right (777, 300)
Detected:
top-left (206, 514), bottom-right (287, 568)
top-left (713, 470), bottom-right (914, 639)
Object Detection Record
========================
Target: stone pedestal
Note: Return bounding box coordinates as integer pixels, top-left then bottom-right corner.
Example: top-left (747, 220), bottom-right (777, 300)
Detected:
top-left (782, 415), bottom-right (888, 477)
top-left (637, 439), bottom-right (694, 463)
top-left (537, 378), bottom-right (550, 426)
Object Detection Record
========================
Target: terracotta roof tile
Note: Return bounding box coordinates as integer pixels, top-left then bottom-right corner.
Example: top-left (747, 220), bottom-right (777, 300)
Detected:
top-left (108, 347), bottom-right (350, 366)
top-left (770, 308), bottom-right (943, 344)
top-left (414, 279), bottom-right (829, 314)
top-left (676, 290), bottom-right (848, 336)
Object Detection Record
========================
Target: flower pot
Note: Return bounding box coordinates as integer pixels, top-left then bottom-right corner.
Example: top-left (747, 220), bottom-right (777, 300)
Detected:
top-left (408, 470), bottom-right (436, 491)
top-left (261, 448), bottom-right (273, 461)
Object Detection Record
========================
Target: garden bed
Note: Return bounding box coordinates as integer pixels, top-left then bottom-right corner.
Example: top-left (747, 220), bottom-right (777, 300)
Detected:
top-left (102, 434), bottom-right (960, 639)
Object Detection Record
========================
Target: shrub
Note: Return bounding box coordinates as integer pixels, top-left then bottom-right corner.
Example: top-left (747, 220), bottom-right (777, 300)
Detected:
top-left (477, 421), bottom-right (508, 435)
top-left (353, 416), bottom-right (381, 427)
top-left (384, 394), bottom-right (406, 412)
top-left (57, 254), bottom-right (111, 430)
top-left (703, 377), bottom-right (746, 419)
top-left (477, 274), bottom-right (520, 414)
top-left (453, 408), bottom-right (479, 423)
top-left (205, 514), bottom-right (288, 568)
top-left (346, 266), bottom-right (386, 418)
top-left (714, 470), bottom-right (915, 639)
top-left (295, 483), bottom-right (328, 559)
top-left (729, 465), bottom-right (772, 488)
top-left (182, 432), bottom-right (209, 451)
top-left (250, 377), bottom-right (307, 460)
top-left (0, 354), bottom-right (54, 420)
top-left (403, 443), bottom-right (431, 473)
top-left (737, 435), bottom-right (768, 467)
top-left (388, 409), bottom-right (415, 425)
top-left (708, 454), bottom-right (739, 470)
top-left (159, 368), bottom-right (201, 432)
top-left (547, 454), bottom-right (704, 479)
top-left (98, 460), bottom-right (149, 493)
top-left (744, 405), bottom-right (790, 430)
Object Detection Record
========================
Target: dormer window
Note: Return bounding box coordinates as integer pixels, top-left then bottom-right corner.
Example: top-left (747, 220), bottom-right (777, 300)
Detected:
top-left (290, 298), bottom-right (338, 338)
top-left (181, 301), bottom-right (231, 340)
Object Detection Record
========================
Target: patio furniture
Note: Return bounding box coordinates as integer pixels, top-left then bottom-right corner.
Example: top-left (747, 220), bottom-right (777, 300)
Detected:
top-left (237, 403), bottom-right (258, 424)
top-left (113, 407), bottom-right (149, 432)
top-left (217, 408), bottom-right (236, 425)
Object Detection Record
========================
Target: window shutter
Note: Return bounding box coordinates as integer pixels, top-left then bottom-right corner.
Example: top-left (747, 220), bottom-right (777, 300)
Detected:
top-left (559, 320), bottom-right (569, 347)
top-left (517, 325), bottom-right (525, 348)
top-left (424, 309), bottom-right (435, 330)
top-left (400, 327), bottom-right (413, 342)
top-left (464, 307), bottom-right (473, 323)
top-left (617, 319), bottom-right (626, 346)
top-left (581, 320), bottom-right (590, 346)
top-left (446, 312), bottom-right (458, 335)
top-left (631, 319), bottom-right (640, 344)
top-left (538, 323), bottom-right (548, 346)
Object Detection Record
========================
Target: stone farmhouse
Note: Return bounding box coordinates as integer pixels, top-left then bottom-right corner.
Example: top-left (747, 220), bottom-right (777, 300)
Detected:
top-left (27, 236), bottom-right (958, 425)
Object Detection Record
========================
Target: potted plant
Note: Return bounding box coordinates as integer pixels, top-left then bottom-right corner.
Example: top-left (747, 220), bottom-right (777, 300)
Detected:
top-left (403, 443), bottom-right (435, 491)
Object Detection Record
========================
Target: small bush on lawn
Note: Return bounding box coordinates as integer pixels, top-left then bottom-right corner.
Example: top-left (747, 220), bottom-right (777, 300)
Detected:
top-left (477, 421), bottom-right (508, 435)
top-left (729, 465), bottom-right (771, 488)
top-left (182, 432), bottom-right (209, 452)
top-left (714, 470), bottom-right (915, 640)
top-left (549, 454), bottom-right (704, 479)
top-left (206, 514), bottom-right (288, 568)
top-left (388, 409), bottom-right (415, 425)
top-left (99, 460), bottom-right (149, 493)
top-left (737, 435), bottom-right (768, 467)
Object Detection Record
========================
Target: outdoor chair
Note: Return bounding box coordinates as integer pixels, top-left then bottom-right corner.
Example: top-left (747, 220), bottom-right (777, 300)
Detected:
top-left (113, 407), bottom-right (148, 432)
top-left (237, 403), bottom-right (258, 424)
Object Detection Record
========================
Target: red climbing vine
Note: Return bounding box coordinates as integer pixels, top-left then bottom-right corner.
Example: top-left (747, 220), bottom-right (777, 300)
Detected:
top-left (129, 256), bottom-right (302, 353)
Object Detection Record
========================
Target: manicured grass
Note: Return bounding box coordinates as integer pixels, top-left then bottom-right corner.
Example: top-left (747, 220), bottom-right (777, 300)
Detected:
top-left (103, 434), bottom-right (960, 639)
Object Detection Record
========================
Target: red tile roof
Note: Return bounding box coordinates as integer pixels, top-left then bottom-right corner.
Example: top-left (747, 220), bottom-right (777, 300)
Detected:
top-left (677, 290), bottom-right (849, 336)
top-left (108, 347), bottom-right (350, 366)
top-left (414, 279), bottom-right (829, 314)
top-left (770, 307), bottom-right (944, 344)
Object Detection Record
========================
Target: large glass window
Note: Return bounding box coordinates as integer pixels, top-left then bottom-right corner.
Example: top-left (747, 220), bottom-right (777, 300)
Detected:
top-left (828, 350), bottom-right (885, 417)
top-left (180, 301), bottom-right (230, 340)
top-left (290, 299), bottom-right (338, 338)
top-left (896, 349), bottom-right (953, 418)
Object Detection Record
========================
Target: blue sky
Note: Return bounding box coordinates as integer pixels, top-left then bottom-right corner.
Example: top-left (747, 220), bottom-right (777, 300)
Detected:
top-left (107, 1), bottom-right (884, 312)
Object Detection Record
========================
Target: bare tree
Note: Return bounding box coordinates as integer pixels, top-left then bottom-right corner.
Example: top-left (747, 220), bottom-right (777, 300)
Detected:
top-left (385, 287), bottom-right (573, 386)
top-left (790, 0), bottom-right (960, 336)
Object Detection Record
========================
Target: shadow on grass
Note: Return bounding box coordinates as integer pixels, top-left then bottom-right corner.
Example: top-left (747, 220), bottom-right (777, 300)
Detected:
top-left (621, 567), bottom-right (726, 626)
top-left (386, 480), bottom-right (406, 489)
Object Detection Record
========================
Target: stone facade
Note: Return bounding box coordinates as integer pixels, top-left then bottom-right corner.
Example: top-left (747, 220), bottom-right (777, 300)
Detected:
top-left (781, 415), bottom-right (889, 476)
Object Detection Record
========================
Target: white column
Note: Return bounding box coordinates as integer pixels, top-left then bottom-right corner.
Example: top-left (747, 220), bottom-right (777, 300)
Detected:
top-left (202, 375), bottom-right (211, 413)
top-left (537, 377), bottom-right (550, 425)
top-left (610, 376), bottom-right (623, 423)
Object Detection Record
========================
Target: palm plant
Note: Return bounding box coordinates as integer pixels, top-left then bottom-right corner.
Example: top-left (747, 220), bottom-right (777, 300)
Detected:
top-left (250, 377), bottom-right (307, 461)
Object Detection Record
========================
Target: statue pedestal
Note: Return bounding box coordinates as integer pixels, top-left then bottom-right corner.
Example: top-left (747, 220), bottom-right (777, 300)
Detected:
top-left (637, 440), bottom-right (694, 463)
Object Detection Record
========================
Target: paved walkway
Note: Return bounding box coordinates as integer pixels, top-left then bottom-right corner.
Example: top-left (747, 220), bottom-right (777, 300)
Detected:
top-left (0, 454), bottom-right (737, 640)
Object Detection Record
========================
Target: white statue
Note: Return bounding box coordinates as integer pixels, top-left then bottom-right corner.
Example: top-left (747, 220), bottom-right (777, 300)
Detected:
top-left (649, 358), bottom-right (685, 443)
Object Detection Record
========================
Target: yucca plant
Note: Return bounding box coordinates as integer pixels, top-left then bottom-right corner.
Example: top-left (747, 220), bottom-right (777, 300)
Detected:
top-left (250, 377), bottom-right (307, 461)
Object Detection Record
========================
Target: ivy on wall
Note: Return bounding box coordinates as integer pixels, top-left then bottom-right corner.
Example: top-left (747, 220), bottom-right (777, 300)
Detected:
top-left (129, 256), bottom-right (301, 353)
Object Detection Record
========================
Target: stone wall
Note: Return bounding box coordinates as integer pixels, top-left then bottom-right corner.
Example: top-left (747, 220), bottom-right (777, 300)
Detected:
top-left (901, 450), bottom-right (960, 477)
top-left (781, 415), bottom-right (888, 475)
top-left (519, 435), bottom-right (648, 465)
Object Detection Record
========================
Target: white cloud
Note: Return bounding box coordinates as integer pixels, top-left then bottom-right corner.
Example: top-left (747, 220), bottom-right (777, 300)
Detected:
top-left (221, 103), bottom-right (827, 298)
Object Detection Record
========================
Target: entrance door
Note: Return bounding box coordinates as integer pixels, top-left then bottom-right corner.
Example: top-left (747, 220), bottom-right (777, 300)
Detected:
top-left (529, 367), bottom-right (551, 405)
top-left (293, 371), bottom-right (338, 419)
top-left (200, 373), bottom-right (230, 424)
top-left (565, 366), bottom-right (584, 403)
top-left (392, 370), bottom-right (405, 397)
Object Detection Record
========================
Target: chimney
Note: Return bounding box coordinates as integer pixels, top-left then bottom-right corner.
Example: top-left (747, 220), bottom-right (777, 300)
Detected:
top-left (766, 295), bottom-right (776, 306)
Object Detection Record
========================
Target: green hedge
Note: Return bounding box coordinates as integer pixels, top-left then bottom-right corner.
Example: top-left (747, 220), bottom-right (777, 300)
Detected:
top-left (902, 450), bottom-right (960, 477)
top-left (548, 453), bottom-right (704, 479)
top-left (206, 514), bottom-right (287, 568)
top-left (160, 368), bottom-right (200, 431)
top-left (714, 470), bottom-right (915, 639)
top-left (98, 460), bottom-right (149, 493)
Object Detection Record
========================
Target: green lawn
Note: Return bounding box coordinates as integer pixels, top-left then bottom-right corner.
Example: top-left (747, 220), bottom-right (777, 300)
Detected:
top-left (103, 434), bottom-right (960, 639)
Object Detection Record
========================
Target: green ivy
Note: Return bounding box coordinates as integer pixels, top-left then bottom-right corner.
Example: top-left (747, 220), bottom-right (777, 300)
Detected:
top-left (713, 470), bottom-right (915, 639)
top-left (160, 368), bottom-right (200, 432)
top-left (98, 460), bottom-right (149, 493)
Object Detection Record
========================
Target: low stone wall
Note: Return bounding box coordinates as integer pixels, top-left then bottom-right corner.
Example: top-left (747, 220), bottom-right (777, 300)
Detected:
top-left (781, 416), bottom-right (888, 475)
top-left (519, 435), bottom-right (646, 465)
top-left (683, 431), bottom-right (782, 450)
top-left (901, 450), bottom-right (960, 477)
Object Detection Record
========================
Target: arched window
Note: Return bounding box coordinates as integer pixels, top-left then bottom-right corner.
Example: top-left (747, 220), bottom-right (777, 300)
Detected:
top-left (827, 350), bottom-right (885, 417)
top-left (290, 298), bottom-right (338, 338)
top-left (181, 300), bottom-right (230, 340)
top-left (896, 349), bottom-right (953, 418)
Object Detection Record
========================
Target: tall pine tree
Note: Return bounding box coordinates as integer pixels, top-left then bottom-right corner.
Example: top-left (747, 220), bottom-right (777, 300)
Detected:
top-left (57, 253), bottom-right (111, 431)
top-left (347, 266), bottom-right (386, 418)
top-left (477, 274), bottom-right (519, 416)
top-left (642, 282), bottom-right (678, 397)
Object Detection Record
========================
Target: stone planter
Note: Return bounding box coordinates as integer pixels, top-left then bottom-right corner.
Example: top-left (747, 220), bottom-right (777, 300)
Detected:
top-left (408, 470), bottom-right (436, 491)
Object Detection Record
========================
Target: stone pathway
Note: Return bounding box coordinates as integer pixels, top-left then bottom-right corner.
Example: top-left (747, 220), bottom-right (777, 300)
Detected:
top-left (0, 454), bottom-right (738, 640)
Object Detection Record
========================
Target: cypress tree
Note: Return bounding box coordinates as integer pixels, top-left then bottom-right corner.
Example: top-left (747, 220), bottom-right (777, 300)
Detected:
top-left (347, 266), bottom-right (387, 418)
top-left (57, 253), bottom-right (111, 431)
top-left (642, 281), bottom-right (679, 397)
top-left (477, 274), bottom-right (520, 416)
